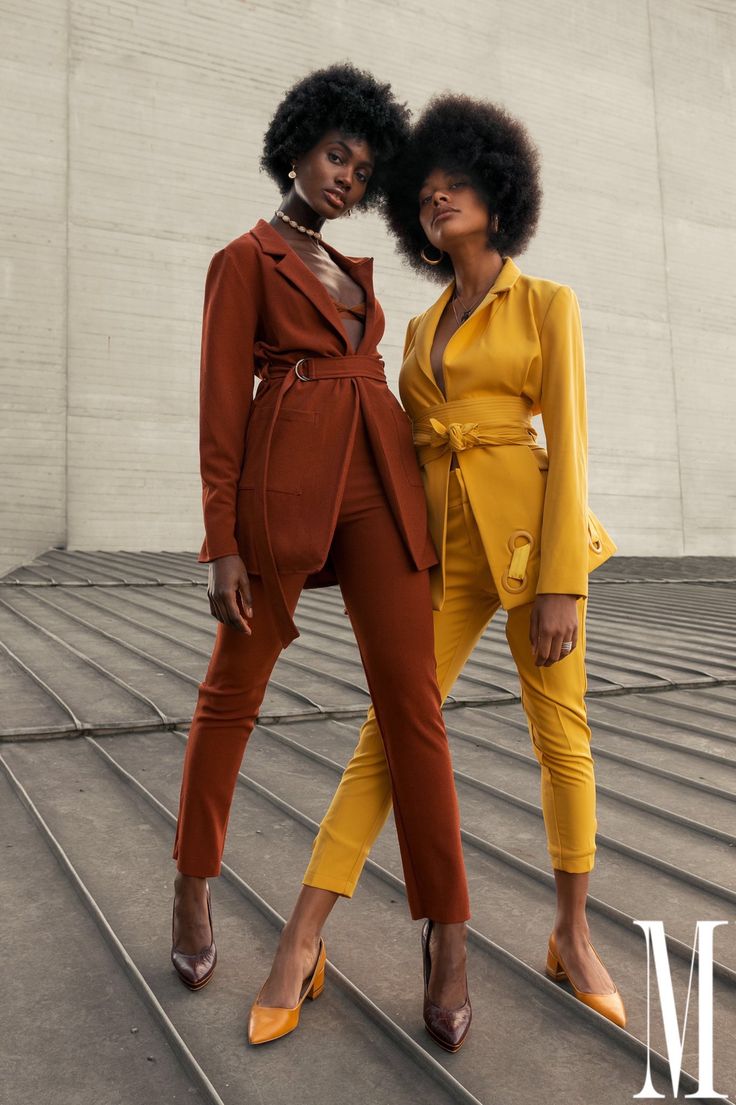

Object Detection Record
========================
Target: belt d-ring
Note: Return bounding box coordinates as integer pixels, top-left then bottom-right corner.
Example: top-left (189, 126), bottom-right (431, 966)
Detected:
top-left (294, 357), bottom-right (312, 382)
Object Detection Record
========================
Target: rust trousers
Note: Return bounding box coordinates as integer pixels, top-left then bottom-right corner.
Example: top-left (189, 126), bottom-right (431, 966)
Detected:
top-left (173, 414), bottom-right (470, 923)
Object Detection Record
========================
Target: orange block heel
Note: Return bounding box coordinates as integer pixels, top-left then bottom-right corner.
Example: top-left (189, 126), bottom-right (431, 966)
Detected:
top-left (545, 944), bottom-right (567, 982)
top-left (307, 966), bottom-right (325, 1001)
top-left (545, 933), bottom-right (626, 1028)
top-left (248, 939), bottom-right (327, 1046)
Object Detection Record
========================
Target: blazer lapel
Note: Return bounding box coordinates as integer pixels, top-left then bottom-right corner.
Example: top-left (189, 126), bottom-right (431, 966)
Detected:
top-left (414, 283), bottom-right (454, 389)
top-left (414, 257), bottom-right (522, 386)
top-left (251, 220), bottom-right (347, 349)
top-left (252, 219), bottom-right (375, 353)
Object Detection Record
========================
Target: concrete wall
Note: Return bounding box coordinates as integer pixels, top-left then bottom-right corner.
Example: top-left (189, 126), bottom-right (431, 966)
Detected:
top-left (1, 2), bottom-right (68, 572)
top-left (2, 0), bottom-right (734, 573)
top-left (649, 1), bottom-right (736, 554)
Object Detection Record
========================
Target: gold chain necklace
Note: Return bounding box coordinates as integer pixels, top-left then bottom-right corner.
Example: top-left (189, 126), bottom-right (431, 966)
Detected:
top-left (451, 283), bottom-right (494, 324)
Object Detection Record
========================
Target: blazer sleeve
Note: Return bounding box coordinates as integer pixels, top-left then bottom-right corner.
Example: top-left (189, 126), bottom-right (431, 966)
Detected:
top-left (536, 284), bottom-right (589, 597)
top-left (197, 245), bottom-right (258, 563)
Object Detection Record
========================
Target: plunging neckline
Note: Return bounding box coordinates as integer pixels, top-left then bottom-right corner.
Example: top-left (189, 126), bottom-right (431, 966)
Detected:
top-left (429, 287), bottom-right (473, 399)
top-left (430, 300), bottom-right (457, 399)
top-left (269, 222), bottom-right (367, 354)
top-left (427, 272), bottom-right (505, 399)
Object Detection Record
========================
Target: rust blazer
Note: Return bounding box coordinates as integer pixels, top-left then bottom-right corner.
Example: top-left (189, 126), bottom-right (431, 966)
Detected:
top-left (196, 219), bottom-right (436, 646)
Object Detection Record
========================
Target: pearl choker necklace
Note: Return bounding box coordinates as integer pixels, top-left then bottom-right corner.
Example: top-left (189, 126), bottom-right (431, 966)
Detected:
top-left (275, 209), bottom-right (322, 242)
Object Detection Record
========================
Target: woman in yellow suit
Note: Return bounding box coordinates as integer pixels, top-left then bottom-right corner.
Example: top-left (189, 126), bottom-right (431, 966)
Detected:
top-left (259, 94), bottom-right (626, 1035)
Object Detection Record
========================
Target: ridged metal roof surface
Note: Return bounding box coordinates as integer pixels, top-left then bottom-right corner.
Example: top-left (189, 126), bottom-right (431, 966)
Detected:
top-left (2, 550), bottom-right (735, 1105)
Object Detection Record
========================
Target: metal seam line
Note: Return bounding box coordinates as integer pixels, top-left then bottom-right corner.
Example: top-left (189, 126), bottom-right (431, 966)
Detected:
top-left (248, 741), bottom-right (736, 983)
top-left (0, 636), bottom-right (82, 733)
top-left (592, 699), bottom-right (736, 744)
top-left (56, 584), bottom-right (347, 708)
top-left (5, 587), bottom-right (326, 714)
top-left (481, 704), bottom-right (736, 769)
top-left (442, 719), bottom-right (736, 804)
top-left (257, 723), bottom-right (736, 903)
top-left (441, 728), bottom-right (736, 844)
top-left (87, 732), bottom-right (712, 1095)
top-left (83, 736), bottom-right (485, 1105)
top-left (0, 597), bottom-right (169, 727)
top-left (0, 753), bottom-right (227, 1105)
top-left (178, 724), bottom-right (736, 983)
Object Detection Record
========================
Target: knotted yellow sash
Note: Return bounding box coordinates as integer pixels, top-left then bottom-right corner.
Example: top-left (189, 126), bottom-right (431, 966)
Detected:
top-left (413, 396), bottom-right (537, 466)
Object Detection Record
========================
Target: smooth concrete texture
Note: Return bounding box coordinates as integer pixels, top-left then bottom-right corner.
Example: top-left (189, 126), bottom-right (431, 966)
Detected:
top-left (1, 0), bottom-right (735, 575)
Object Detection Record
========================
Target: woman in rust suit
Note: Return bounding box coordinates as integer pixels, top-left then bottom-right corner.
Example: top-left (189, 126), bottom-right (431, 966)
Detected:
top-left (170, 64), bottom-right (471, 1050)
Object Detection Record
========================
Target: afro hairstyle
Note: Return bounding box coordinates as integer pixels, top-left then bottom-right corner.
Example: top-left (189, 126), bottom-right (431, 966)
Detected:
top-left (385, 93), bottom-right (542, 281)
top-left (261, 62), bottom-right (410, 211)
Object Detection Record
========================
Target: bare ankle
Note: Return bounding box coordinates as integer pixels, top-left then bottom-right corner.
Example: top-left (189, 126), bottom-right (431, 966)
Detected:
top-left (554, 919), bottom-right (591, 942)
top-left (432, 921), bottom-right (467, 945)
top-left (175, 873), bottom-right (207, 900)
top-left (280, 923), bottom-right (321, 956)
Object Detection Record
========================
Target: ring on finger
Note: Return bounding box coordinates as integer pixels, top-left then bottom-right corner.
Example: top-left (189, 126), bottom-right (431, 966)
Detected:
top-left (560, 641), bottom-right (573, 654)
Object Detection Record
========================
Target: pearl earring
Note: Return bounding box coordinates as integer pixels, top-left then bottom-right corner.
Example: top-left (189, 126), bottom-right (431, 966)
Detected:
top-left (288, 166), bottom-right (297, 180)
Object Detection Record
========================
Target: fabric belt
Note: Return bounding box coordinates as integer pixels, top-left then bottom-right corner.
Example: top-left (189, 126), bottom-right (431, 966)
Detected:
top-left (255, 353), bottom-right (386, 648)
top-left (413, 396), bottom-right (536, 466)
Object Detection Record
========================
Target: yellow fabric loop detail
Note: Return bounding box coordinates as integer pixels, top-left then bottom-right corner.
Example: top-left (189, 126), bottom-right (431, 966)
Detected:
top-left (508, 541), bottom-right (531, 582)
top-left (587, 513), bottom-right (603, 552)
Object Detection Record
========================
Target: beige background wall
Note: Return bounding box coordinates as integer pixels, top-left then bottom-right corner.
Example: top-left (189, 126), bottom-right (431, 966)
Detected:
top-left (2, 2), bottom-right (68, 573)
top-left (2, 0), bottom-right (735, 574)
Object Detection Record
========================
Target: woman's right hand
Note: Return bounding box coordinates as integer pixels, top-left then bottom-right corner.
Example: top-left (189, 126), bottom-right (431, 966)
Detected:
top-left (207, 555), bottom-right (253, 635)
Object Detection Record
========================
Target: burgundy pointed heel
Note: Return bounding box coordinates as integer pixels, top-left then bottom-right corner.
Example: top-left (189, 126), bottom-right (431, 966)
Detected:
top-left (171, 882), bottom-right (217, 991)
top-left (422, 920), bottom-right (472, 1053)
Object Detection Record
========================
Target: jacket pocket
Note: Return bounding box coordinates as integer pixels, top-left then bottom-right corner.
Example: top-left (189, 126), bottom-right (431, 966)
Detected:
top-left (239, 408), bottom-right (319, 494)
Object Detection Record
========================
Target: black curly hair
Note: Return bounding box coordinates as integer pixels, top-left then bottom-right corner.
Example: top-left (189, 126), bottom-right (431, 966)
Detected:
top-left (261, 62), bottom-right (410, 211)
top-left (386, 94), bottom-right (543, 281)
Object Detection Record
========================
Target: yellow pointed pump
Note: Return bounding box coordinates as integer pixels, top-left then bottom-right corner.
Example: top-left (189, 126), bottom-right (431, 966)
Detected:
top-left (248, 940), bottom-right (326, 1046)
top-left (546, 933), bottom-right (626, 1028)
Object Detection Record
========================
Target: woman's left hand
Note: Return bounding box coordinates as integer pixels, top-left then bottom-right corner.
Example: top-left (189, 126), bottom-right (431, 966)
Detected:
top-left (530, 594), bottom-right (579, 667)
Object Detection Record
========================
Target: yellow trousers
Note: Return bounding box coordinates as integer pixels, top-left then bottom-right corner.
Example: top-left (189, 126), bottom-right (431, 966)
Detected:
top-left (304, 470), bottom-right (597, 896)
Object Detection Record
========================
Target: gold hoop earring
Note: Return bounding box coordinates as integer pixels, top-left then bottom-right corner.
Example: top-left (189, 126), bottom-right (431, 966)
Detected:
top-left (288, 166), bottom-right (297, 180)
top-left (491, 214), bottom-right (499, 233)
top-left (421, 245), bottom-right (444, 266)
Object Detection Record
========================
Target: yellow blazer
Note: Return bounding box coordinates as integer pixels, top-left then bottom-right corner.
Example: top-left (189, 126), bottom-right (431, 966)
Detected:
top-left (399, 257), bottom-right (616, 611)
